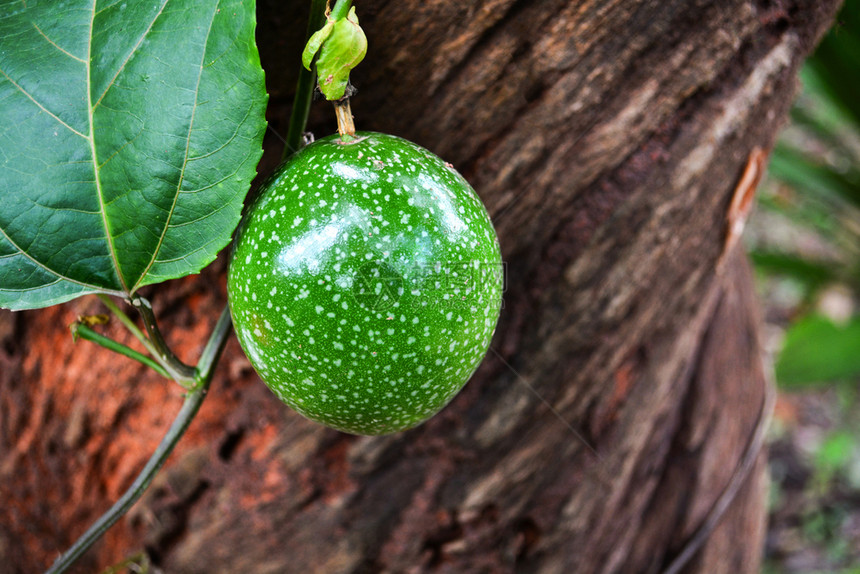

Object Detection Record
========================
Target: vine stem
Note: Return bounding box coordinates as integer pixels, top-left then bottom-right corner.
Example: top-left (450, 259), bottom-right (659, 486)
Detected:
top-left (659, 362), bottom-right (776, 574)
top-left (131, 295), bottom-right (197, 385)
top-left (45, 308), bottom-right (233, 574)
top-left (283, 0), bottom-right (329, 158)
top-left (97, 294), bottom-right (194, 386)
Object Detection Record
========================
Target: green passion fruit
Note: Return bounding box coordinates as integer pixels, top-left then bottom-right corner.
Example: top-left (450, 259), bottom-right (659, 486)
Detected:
top-left (227, 132), bottom-right (503, 435)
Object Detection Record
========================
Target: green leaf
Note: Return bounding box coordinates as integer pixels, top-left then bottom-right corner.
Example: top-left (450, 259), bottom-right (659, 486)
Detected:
top-left (314, 7), bottom-right (366, 100)
top-left (776, 314), bottom-right (860, 386)
top-left (0, 0), bottom-right (267, 310)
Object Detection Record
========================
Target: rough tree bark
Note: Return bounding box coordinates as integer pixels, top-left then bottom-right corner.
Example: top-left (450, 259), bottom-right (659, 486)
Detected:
top-left (0, 0), bottom-right (842, 573)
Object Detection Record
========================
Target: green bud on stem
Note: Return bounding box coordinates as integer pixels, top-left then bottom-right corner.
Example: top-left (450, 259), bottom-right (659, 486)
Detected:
top-left (302, 6), bottom-right (367, 101)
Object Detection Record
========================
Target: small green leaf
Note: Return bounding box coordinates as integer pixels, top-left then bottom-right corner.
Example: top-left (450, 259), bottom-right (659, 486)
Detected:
top-left (0, 0), bottom-right (268, 310)
top-left (776, 315), bottom-right (860, 386)
top-left (313, 7), bottom-right (367, 100)
top-left (302, 19), bottom-right (335, 70)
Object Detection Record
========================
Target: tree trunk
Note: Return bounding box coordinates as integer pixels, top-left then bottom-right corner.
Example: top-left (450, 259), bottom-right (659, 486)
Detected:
top-left (0, 1), bottom-right (842, 572)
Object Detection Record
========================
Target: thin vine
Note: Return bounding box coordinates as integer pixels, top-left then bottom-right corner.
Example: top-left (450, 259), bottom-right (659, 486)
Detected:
top-left (46, 308), bottom-right (232, 574)
top-left (283, 0), bottom-right (329, 157)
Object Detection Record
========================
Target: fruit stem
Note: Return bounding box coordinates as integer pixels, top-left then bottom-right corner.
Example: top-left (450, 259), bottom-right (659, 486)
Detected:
top-left (283, 0), bottom-right (329, 158)
top-left (334, 97), bottom-right (356, 139)
top-left (44, 307), bottom-right (233, 574)
top-left (329, 0), bottom-right (353, 21)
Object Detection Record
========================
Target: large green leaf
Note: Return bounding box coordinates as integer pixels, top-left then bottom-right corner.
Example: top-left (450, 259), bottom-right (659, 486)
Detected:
top-left (0, 0), bottom-right (267, 310)
top-left (776, 315), bottom-right (860, 387)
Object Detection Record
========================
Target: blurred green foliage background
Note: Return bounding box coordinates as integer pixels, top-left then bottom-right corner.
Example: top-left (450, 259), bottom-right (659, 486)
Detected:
top-left (752, 1), bottom-right (860, 571)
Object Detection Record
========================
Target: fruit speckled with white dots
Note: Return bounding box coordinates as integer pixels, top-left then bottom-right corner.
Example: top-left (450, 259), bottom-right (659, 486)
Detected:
top-left (227, 132), bottom-right (503, 435)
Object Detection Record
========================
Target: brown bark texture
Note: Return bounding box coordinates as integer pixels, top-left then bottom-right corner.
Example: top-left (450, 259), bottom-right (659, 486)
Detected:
top-left (0, 0), bottom-right (843, 573)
